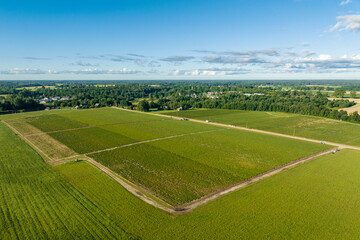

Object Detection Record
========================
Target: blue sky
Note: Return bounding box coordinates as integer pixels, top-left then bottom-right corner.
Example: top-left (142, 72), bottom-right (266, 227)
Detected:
top-left (1, 0), bottom-right (360, 80)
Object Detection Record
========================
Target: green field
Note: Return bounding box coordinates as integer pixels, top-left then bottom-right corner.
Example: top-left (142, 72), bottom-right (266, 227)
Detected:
top-left (2, 106), bottom-right (360, 239)
top-left (0, 122), bottom-right (136, 239)
top-left (3, 108), bottom-right (330, 206)
top-left (160, 109), bottom-right (360, 146)
top-left (90, 129), bottom-right (330, 205)
top-left (55, 149), bottom-right (360, 239)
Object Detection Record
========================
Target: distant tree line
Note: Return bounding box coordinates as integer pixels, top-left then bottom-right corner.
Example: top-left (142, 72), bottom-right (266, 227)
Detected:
top-left (0, 80), bottom-right (359, 123)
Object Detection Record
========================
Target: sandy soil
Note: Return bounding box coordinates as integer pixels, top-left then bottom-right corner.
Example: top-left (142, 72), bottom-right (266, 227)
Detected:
top-left (328, 98), bottom-right (360, 114)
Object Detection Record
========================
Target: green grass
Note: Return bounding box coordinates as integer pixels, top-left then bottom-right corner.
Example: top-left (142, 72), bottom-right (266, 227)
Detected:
top-left (0, 122), bottom-right (137, 239)
top-left (55, 149), bottom-right (360, 239)
top-left (160, 109), bottom-right (360, 146)
top-left (89, 128), bottom-right (330, 205)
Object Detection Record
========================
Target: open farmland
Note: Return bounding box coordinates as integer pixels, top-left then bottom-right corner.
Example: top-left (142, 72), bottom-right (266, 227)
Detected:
top-left (0, 122), bottom-right (136, 239)
top-left (160, 109), bottom-right (360, 146)
top-left (4, 107), bottom-right (331, 207)
top-left (89, 127), bottom-right (330, 205)
top-left (55, 149), bottom-right (360, 239)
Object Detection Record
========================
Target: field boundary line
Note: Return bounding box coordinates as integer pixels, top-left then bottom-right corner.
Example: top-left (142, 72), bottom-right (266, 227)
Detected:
top-left (24, 119), bottom-right (172, 137)
top-left (1, 120), bottom-right (52, 161)
top-left (51, 128), bottom-right (225, 162)
top-left (113, 107), bottom-right (360, 151)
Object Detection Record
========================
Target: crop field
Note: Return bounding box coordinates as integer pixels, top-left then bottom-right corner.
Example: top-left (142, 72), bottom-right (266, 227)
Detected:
top-left (160, 109), bottom-right (360, 146)
top-left (3, 107), bottom-right (330, 207)
top-left (89, 128), bottom-right (330, 205)
top-left (55, 149), bottom-right (360, 239)
top-left (0, 122), bottom-right (136, 239)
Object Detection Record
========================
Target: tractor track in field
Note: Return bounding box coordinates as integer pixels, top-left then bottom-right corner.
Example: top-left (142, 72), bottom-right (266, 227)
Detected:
top-left (23, 118), bottom-right (172, 137)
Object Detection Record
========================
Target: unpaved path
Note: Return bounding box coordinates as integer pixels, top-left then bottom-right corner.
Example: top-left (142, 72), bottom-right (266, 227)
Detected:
top-left (114, 107), bottom-right (360, 151)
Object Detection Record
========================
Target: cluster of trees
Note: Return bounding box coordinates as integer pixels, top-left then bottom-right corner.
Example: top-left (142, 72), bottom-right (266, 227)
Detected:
top-left (0, 95), bottom-right (42, 113)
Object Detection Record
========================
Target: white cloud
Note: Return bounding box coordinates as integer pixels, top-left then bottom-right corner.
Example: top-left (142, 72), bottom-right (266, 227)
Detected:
top-left (0, 68), bottom-right (50, 74)
top-left (172, 67), bottom-right (248, 76)
top-left (58, 68), bottom-right (140, 74)
top-left (340, 0), bottom-right (351, 6)
top-left (330, 15), bottom-right (360, 32)
top-left (0, 68), bottom-right (140, 75)
top-left (70, 60), bottom-right (99, 67)
top-left (317, 54), bottom-right (332, 61)
top-left (160, 56), bottom-right (194, 62)
top-left (202, 56), bottom-right (265, 64)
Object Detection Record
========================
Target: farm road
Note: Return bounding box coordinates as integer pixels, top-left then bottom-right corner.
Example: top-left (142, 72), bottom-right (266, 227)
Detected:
top-left (114, 107), bottom-right (360, 151)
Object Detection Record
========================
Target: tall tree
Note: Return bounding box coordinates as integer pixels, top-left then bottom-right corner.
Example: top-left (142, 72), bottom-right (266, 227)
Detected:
top-left (137, 100), bottom-right (150, 112)
top-left (350, 90), bottom-right (357, 98)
